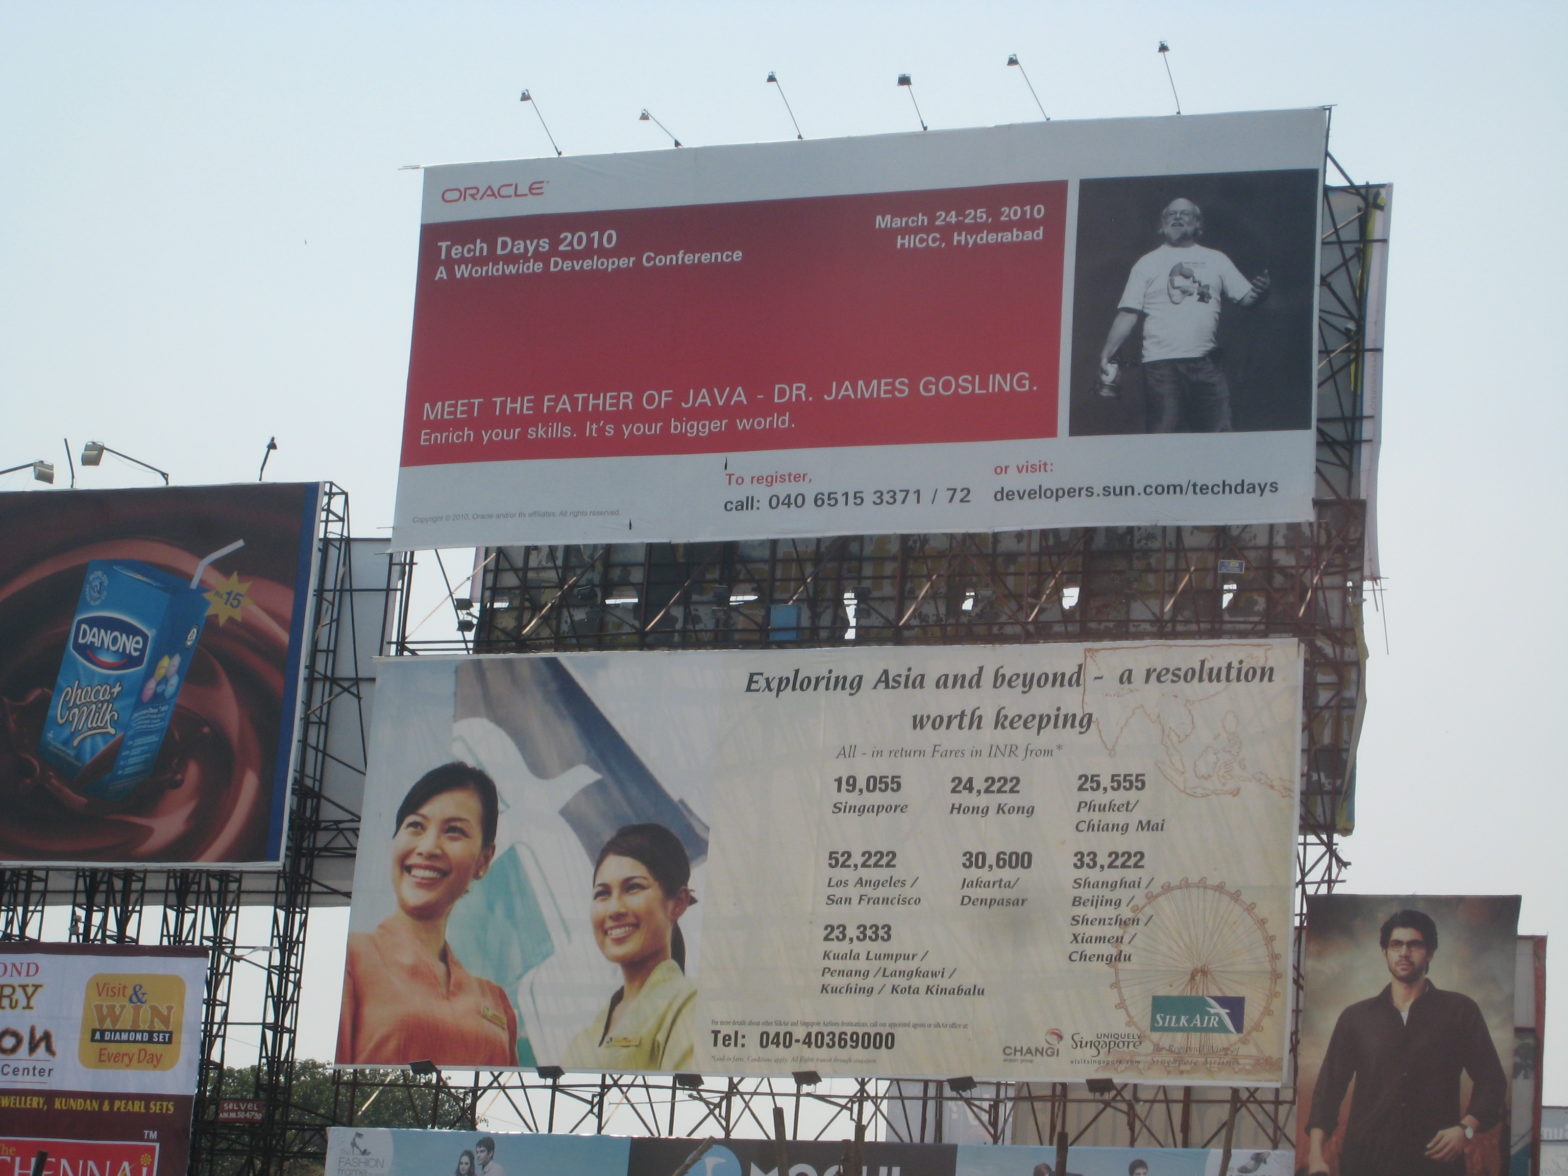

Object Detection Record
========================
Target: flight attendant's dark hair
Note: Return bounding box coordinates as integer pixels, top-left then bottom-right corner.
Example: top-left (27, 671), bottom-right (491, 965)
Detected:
top-left (394, 762), bottom-right (500, 848)
top-left (595, 823), bottom-right (697, 970)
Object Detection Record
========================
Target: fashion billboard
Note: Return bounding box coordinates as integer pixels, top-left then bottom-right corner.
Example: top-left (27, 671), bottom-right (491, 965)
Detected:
top-left (391, 108), bottom-right (1326, 549)
top-left (337, 639), bottom-right (1300, 1084)
top-left (325, 1128), bottom-right (1291, 1176)
top-left (0, 943), bottom-right (208, 1176)
top-left (1296, 894), bottom-right (1519, 1176)
top-left (0, 483), bottom-right (321, 866)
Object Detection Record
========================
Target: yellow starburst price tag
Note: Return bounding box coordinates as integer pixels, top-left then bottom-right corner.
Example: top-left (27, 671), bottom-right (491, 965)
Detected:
top-left (204, 571), bottom-right (252, 626)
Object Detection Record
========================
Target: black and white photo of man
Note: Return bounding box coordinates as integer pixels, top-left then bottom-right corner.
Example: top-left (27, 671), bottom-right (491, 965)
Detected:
top-left (1097, 197), bottom-right (1271, 431)
top-left (1068, 170), bottom-right (1318, 437)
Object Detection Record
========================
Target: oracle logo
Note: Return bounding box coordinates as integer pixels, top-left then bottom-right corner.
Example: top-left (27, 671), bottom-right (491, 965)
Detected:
top-left (440, 180), bottom-right (549, 204)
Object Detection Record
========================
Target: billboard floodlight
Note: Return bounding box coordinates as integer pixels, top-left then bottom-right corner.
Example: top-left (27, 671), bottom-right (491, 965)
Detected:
top-left (518, 87), bottom-right (563, 156)
top-left (80, 441), bottom-right (170, 484)
top-left (1157, 41), bottom-right (1183, 114)
top-left (896, 74), bottom-right (927, 131)
top-left (765, 70), bottom-right (804, 140)
top-left (638, 109), bottom-right (682, 148)
top-left (1006, 53), bottom-right (1049, 120)
top-left (0, 460), bottom-right (54, 484)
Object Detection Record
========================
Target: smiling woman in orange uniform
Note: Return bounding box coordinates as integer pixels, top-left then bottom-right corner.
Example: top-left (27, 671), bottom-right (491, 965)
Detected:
top-left (563, 823), bottom-right (697, 1072)
top-left (336, 762), bottom-right (519, 1066)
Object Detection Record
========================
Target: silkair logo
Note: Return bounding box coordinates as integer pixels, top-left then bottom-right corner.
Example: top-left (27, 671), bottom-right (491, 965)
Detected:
top-left (1150, 995), bottom-right (1245, 1034)
top-left (71, 615), bottom-right (150, 672)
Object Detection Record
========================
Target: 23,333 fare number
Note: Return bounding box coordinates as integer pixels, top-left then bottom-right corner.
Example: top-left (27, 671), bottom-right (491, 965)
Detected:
top-left (822, 923), bottom-right (893, 943)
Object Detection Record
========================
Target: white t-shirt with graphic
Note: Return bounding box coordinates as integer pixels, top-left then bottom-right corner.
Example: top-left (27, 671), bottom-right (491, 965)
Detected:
top-left (1117, 242), bottom-right (1253, 363)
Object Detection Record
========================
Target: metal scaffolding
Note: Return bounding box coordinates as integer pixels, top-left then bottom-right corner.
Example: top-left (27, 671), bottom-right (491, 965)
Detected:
top-left (0, 172), bottom-right (1387, 1167)
top-left (359, 179), bottom-right (1387, 1152)
top-left (0, 484), bottom-right (373, 1175)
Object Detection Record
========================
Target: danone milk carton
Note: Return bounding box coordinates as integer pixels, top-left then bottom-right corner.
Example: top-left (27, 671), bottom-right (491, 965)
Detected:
top-left (41, 543), bottom-right (241, 800)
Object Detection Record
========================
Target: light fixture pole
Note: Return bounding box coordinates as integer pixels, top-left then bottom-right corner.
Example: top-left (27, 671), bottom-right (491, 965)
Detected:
top-left (896, 74), bottom-right (927, 131)
top-left (638, 109), bottom-right (682, 147)
top-left (0, 461), bottom-right (54, 484)
top-left (765, 72), bottom-right (803, 139)
top-left (1006, 54), bottom-right (1049, 120)
top-left (80, 441), bottom-right (170, 485)
top-left (518, 89), bottom-right (563, 155)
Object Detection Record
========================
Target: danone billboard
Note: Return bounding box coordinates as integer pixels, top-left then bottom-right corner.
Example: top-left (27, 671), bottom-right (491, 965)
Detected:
top-left (392, 109), bottom-right (1325, 549)
top-left (0, 483), bottom-right (321, 867)
top-left (0, 943), bottom-right (208, 1176)
top-left (337, 640), bottom-right (1300, 1084)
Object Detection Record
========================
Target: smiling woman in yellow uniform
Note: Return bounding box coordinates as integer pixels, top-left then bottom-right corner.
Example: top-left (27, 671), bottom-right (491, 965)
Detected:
top-left (336, 762), bottom-right (519, 1067)
top-left (563, 823), bottom-right (697, 1072)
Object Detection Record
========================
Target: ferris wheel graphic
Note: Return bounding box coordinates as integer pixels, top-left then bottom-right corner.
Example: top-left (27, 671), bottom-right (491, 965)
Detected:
top-left (1109, 877), bottom-right (1284, 1067)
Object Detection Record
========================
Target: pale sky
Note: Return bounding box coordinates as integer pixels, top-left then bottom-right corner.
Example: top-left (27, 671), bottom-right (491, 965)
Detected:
top-left (3, 0), bottom-right (1566, 1106)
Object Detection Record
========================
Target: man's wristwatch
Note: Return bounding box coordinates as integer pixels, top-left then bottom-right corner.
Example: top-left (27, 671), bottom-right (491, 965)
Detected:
top-left (1461, 1123), bottom-right (1475, 1141)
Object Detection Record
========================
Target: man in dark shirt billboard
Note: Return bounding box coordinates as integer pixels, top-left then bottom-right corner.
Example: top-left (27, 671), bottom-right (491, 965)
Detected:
top-left (1306, 908), bottom-right (1507, 1176)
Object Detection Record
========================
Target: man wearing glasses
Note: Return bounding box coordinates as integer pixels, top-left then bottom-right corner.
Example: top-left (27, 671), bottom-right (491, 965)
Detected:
top-left (1305, 909), bottom-right (1507, 1175)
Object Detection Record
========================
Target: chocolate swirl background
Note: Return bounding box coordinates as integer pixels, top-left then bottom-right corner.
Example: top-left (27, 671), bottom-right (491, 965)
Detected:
top-left (0, 483), bottom-right (319, 865)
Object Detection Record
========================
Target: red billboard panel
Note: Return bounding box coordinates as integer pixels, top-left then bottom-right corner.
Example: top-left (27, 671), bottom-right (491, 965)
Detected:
top-left (393, 110), bottom-right (1326, 549)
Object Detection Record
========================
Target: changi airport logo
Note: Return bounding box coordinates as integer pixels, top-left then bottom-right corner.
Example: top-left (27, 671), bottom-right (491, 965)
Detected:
top-left (1002, 1027), bottom-right (1064, 1061)
top-left (1149, 995), bottom-right (1246, 1034)
top-left (79, 973), bottom-right (186, 1070)
top-left (70, 615), bottom-right (150, 672)
top-left (440, 179), bottom-right (549, 204)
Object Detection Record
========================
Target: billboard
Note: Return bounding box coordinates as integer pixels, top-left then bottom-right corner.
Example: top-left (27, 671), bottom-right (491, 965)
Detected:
top-left (325, 1129), bottom-right (1291, 1176)
top-left (0, 943), bottom-right (208, 1176)
top-left (1296, 894), bottom-right (1519, 1176)
top-left (325, 1128), bottom-right (628, 1176)
top-left (1511, 936), bottom-right (1546, 1176)
top-left (0, 483), bottom-right (321, 866)
top-left (1545, 1106), bottom-right (1568, 1176)
top-left (338, 639), bottom-right (1300, 1084)
top-left (392, 109), bottom-right (1326, 549)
